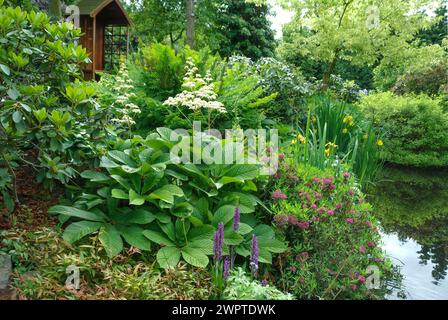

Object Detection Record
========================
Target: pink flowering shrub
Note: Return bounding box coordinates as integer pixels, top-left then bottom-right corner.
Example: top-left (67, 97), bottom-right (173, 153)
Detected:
top-left (266, 160), bottom-right (394, 299)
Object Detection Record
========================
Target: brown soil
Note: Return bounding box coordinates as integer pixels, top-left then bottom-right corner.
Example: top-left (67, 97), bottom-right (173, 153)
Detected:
top-left (0, 165), bottom-right (60, 231)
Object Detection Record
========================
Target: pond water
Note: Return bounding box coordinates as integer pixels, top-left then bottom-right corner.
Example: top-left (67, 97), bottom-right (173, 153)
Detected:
top-left (369, 165), bottom-right (448, 300)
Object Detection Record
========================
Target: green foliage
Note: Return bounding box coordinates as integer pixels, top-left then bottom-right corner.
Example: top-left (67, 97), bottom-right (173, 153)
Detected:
top-left (214, 0), bottom-right (276, 60)
top-left (48, 128), bottom-right (286, 270)
top-left (255, 57), bottom-right (311, 124)
top-left (137, 43), bottom-right (221, 101)
top-left (223, 268), bottom-right (294, 300)
top-left (138, 43), bottom-right (184, 100)
top-left (416, 3), bottom-right (447, 47)
top-left (359, 92), bottom-right (448, 167)
top-left (277, 0), bottom-right (437, 85)
top-left (267, 161), bottom-right (395, 299)
top-left (0, 167), bottom-right (14, 212)
top-left (288, 96), bottom-right (382, 185)
top-left (216, 57), bottom-right (277, 129)
top-left (392, 62), bottom-right (447, 96)
top-left (0, 5), bottom-right (106, 190)
top-left (373, 44), bottom-right (447, 91)
top-left (0, 228), bottom-right (213, 299)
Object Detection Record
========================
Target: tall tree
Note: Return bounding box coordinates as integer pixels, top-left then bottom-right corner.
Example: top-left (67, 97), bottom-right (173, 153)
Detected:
top-left (416, 3), bottom-right (447, 46)
top-left (271, 0), bottom-right (438, 89)
top-left (186, 0), bottom-right (195, 49)
top-left (214, 0), bottom-right (276, 60)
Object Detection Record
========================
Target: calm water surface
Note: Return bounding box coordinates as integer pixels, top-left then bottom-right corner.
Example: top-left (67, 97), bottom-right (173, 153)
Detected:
top-left (370, 166), bottom-right (448, 300)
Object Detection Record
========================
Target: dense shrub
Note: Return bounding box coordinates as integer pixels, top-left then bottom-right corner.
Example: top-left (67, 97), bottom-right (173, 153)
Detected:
top-left (314, 75), bottom-right (363, 103)
top-left (215, 56), bottom-right (277, 129)
top-left (267, 160), bottom-right (394, 299)
top-left (0, 5), bottom-right (103, 211)
top-left (137, 43), bottom-right (221, 102)
top-left (392, 62), bottom-right (448, 96)
top-left (49, 128), bottom-right (286, 271)
top-left (359, 92), bottom-right (448, 167)
top-left (255, 58), bottom-right (311, 125)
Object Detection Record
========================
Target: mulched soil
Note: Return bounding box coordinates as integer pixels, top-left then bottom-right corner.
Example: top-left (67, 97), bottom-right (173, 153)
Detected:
top-left (1, 166), bottom-right (63, 300)
top-left (0, 165), bottom-right (60, 231)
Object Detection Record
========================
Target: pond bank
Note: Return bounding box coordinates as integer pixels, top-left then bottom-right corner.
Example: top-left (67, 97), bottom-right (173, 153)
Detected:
top-left (369, 165), bottom-right (448, 299)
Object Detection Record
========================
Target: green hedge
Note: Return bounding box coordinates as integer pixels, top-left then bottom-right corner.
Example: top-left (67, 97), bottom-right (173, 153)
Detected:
top-left (359, 92), bottom-right (448, 167)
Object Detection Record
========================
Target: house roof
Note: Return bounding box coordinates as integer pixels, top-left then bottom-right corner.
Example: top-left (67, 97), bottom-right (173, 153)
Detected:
top-left (76, 0), bottom-right (132, 25)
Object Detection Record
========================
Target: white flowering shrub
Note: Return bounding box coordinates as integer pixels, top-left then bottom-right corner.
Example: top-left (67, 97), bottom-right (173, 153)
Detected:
top-left (163, 58), bottom-right (226, 126)
top-left (97, 61), bottom-right (141, 133)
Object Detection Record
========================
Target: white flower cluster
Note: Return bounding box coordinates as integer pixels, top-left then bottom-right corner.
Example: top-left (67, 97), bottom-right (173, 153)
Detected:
top-left (105, 61), bottom-right (141, 126)
top-left (163, 58), bottom-right (226, 113)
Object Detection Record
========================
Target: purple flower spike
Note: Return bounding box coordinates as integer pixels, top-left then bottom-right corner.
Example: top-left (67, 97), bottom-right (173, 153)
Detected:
top-left (261, 279), bottom-right (268, 287)
top-left (250, 234), bottom-right (259, 274)
top-left (233, 207), bottom-right (241, 231)
top-left (223, 256), bottom-right (231, 279)
top-left (213, 223), bottom-right (224, 262)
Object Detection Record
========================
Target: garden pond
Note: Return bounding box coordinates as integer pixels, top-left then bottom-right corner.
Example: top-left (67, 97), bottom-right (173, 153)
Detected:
top-left (369, 165), bottom-right (448, 300)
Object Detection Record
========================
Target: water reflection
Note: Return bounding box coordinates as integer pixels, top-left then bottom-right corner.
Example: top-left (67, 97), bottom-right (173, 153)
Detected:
top-left (369, 165), bottom-right (448, 299)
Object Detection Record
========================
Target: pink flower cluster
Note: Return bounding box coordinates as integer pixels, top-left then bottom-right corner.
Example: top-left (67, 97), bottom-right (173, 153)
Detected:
top-left (272, 190), bottom-right (287, 200)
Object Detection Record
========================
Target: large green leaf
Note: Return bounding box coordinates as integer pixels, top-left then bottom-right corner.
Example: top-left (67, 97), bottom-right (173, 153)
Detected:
top-left (63, 221), bottom-right (102, 243)
top-left (258, 248), bottom-right (272, 264)
top-left (157, 246), bottom-right (180, 269)
top-left (99, 224), bottom-right (123, 258)
top-left (153, 212), bottom-right (171, 224)
top-left (100, 156), bottom-right (120, 168)
top-left (111, 188), bottom-right (129, 200)
top-left (108, 150), bottom-right (137, 167)
top-left (129, 189), bottom-right (145, 206)
top-left (188, 225), bottom-right (215, 241)
top-left (127, 208), bottom-right (155, 224)
top-left (142, 230), bottom-right (175, 246)
top-left (223, 231), bottom-right (244, 246)
top-left (253, 224), bottom-right (275, 239)
top-left (237, 223), bottom-right (253, 235)
top-left (258, 237), bottom-right (287, 253)
top-left (119, 226), bottom-right (151, 251)
top-left (81, 170), bottom-right (110, 182)
top-left (216, 164), bottom-right (259, 187)
top-left (110, 174), bottom-right (131, 190)
top-left (148, 184), bottom-right (184, 204)
top-left (212, 205), bottom-right (236, 226)
top-left (159, 221), bottom-right (176, 242)
top-left (157, 127), bottom-right (174, 141)
top-left (220, 192), bottom-right (258, 213)
top-left (181, 246), bottom-right (209, 268)
top-left (188, 239), bottom-right (213, 255)
top-left (48, 205), bottom-right (106, 222)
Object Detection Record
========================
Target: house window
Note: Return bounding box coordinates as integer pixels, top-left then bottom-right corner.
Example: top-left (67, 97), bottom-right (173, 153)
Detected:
top-left (104, 25), bottom-right (128, 71)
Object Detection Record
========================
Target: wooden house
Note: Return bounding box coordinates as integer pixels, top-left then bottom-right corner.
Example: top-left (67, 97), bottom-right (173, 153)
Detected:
top-left (75, 0), bottom-right (132, 79)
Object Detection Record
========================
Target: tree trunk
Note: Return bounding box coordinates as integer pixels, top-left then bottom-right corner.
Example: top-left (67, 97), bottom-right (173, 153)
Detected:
top-left (186, 0), bottom-right (195, 49)
top-left (48, 0), bottom-right (61, 19)
top-left (321, 49), bottom-right (340, 91)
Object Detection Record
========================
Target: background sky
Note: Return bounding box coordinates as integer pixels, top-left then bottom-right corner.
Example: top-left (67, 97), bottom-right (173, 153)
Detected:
top-left (268, 2), bottom-right (294, 39)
